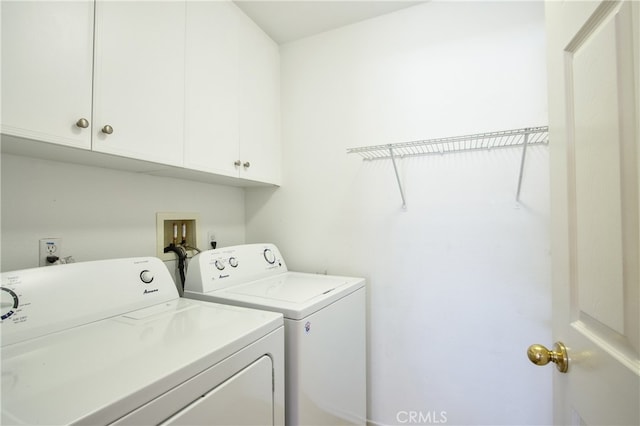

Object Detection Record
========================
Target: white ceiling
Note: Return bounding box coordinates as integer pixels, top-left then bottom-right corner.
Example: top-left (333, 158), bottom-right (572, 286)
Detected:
top-left (233, 1), bottom-right (426, 44)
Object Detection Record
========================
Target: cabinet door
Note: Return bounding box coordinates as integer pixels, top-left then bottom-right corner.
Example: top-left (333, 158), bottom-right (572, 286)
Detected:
top-left (238, 13), bottom-right (282, 185)
top-left (92, 1), bottom-right (185, 166)
top-left (1, 1), bottom-right (93, 149)
top-left (184, 1), bottom-right (240, 178)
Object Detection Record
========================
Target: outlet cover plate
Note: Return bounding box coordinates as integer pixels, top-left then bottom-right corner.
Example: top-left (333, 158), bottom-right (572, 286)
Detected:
top-left (39, 238), bottom-right (61, 266)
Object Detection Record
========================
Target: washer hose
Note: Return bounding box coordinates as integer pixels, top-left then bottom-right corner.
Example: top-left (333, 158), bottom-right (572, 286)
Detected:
top-left (164, 244), bottom-right (187, 290)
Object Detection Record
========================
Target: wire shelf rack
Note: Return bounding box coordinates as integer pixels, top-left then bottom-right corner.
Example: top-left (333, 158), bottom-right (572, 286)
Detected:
top-left (346, 126), bottom-right (548, 160)
top-left (346, 126), bottom-right (549, 209)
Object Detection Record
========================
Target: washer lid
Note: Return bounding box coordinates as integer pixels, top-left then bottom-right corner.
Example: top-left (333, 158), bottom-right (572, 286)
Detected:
top-left (228, 273), bottom-right (349, 303)
top-left (206, 272), bottom-right (365, 320)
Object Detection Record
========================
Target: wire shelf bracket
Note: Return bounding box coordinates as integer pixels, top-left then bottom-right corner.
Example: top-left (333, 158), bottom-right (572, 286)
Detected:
top-left (346, 126), bottom-right (549, 208)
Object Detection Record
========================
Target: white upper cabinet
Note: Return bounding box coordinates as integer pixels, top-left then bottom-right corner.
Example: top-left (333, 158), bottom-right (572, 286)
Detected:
top-left (1, 1), bottom-right (94, 149)
top-left (185, 2), bottom-right (281, 185)
top-left (238, 11), bottom-right (282, 185)
top-left (2, 0), bottom-right (279, 185)
top-left (92, 1), bottom-right (185, 166)
top-left (184, 1), bottom-right (240, 178)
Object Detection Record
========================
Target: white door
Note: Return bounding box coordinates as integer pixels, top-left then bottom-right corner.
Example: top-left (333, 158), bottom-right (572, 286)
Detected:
top-left (545, 1), bottom-right (639, 424)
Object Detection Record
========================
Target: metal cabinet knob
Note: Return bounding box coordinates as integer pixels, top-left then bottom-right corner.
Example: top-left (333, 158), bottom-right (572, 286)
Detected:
top-left (101, 125), bottom-right (114, 135)
top-left (243, 161), bottom-right (250, 168)
top-left (527, 342), bottom-right (568, 373)
top-left (76, 118), bottom-right (89, 129)
top-left (234, 160), bottom-right (242, 167)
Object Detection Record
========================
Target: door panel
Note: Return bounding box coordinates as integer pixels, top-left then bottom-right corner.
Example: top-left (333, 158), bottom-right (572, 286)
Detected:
top-left (237, 12), bottom-right (281, 185)
top-left (547, 1), bottom-right (639, 424)
top-left (567, 0), bottom-right (637, 344)
top-left (0, 0), bottom-right (93, 148)
top-left (92, 1), bottom-right (185, 166)
top-left (184, 1), bottom-right (240, 177)
top-left (162, 356), bottom-right (274, 425)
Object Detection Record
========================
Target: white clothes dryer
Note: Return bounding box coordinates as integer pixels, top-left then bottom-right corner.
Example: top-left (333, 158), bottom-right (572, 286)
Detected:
top-left (184, 243), bottom-right (366, 425)
top-left (1, 257), bottom-right (285, 425)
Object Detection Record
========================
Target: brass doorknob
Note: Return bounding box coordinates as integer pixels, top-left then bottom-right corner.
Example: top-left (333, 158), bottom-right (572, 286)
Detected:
top-left (527, 342), bottom-right (568, 373)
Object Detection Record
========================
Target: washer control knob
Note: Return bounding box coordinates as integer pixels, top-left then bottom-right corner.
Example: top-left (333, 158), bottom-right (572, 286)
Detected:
top-left (229, 257), bottom-right (238, 268)
top-left (214, 260), bottom-right (225, 271)
top-left (140, 270), bottom-right (154, 284)
top-left (263, 248), bottom-right (276, 265)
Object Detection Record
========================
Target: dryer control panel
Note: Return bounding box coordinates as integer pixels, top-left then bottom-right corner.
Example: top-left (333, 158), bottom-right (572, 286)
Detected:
top-left (0, 257), bottom-right (179, 347)
top-left (185, 244), bottom-right (288, 293)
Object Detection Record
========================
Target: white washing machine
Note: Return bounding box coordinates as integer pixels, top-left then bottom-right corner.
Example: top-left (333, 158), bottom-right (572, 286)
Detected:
top-left (1, 257), bottom-right (285, 425)
top-left (184, 243), bottom-right (366, 425)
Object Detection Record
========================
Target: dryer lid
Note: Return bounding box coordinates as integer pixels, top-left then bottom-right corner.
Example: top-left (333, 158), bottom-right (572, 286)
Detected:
top-left (1, 298), bottom-right (282, 425)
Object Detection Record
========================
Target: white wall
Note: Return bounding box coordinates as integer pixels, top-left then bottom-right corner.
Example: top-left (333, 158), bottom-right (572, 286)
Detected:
top-left (1, 154), bottom-right (246, 279)
top-left (246, 1), bottom-right (552, 425)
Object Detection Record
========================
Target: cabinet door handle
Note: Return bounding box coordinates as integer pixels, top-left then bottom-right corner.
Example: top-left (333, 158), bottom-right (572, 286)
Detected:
top-left (101, 125), bottom-right (114, 135)
top-left (243, 161), bottom-right (250, 168)
top-left (76, 118), bottom-right (89, 128)
top-left (234, 160), bottom-right (242, 167)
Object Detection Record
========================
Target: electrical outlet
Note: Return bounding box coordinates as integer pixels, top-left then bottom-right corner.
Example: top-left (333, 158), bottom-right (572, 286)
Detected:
top-left (207, 231), bottom-right (216, 249)
top-left (39, 238), bottom-right (61, 266)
